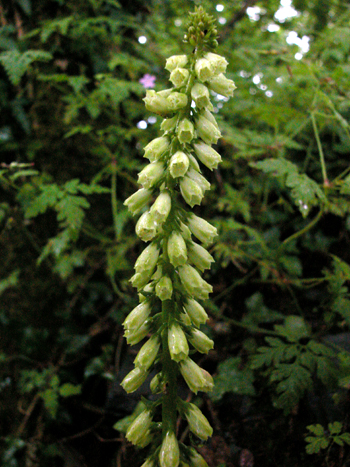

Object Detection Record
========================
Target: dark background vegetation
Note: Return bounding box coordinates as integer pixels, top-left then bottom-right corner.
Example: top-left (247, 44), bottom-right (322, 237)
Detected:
top-left (1, 0), bottom-right (350, 466)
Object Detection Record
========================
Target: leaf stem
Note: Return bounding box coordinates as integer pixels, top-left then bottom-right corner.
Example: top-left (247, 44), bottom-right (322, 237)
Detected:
top-left (278, 208), bottom-right (323, 252)
top-left (311, 112), bottom-right (329, 186)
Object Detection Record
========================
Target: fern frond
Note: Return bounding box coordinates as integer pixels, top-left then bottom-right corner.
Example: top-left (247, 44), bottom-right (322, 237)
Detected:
top-left (0, 50), bottom-right (52, 85)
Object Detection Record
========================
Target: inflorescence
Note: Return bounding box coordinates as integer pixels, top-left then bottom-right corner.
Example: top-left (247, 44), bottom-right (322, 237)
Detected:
top-left (122, 7), bottom-right (236, 467)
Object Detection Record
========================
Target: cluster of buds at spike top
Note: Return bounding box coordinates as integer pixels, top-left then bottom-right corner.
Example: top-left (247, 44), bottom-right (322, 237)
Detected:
top-left (121, 7), bottom-right (235, 467)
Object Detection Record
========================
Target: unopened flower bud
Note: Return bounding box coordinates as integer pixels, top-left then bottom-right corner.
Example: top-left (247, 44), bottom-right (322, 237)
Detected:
top-left (188, 214), bottom-right (218, 246)
top-left (126, 409), bottom-right (153, 445)
top-left (167, 231), bottom-right (187, 268)
top-left (179, 357), bottom-right (207, 394)
top-left (204, 52), bottom-right (228, 75)
top-left (193, 142), bottom-right (222, 170)
top-left (184, 299), bottom-right (209, 327)
top-left (200, 368), bottom-right (214, 392)
top-left (124, 319), bottom-right (151, 345)
top-left (138, 283), bottom-right (154, 302)
top-left (208, 73), bottom-right (236, 97)
top-left (130, 270), bottom-right (152, 290)
top-left (156, 276), bottom-right (173, 301)
top-left (195, 114), bottom-right (221, 145)
top-left (186, 167), bottom-right (210, 193)
top-left (200, 108), bottom-right (219, 130)
top-left (165, 54), bottom-right (188, 71)
top-left (124, 188), bottom-right (152, 215)
top-left (184, 403), bottom-right (213, 440)
top-left (180, 176), bottom-right (204, 207)
top-left (189, 329), bottom-right (214, 354)
top-left (143, 90), bottom-right (172, 116)
top-left (121, 366), bottom-right (148, 393)
top-left (134, 334), bottom-right (160, 370)
top-left (179, 310), bottom-right (192, 326)
top-left (177, 119), bottom-right (194, 144)
top-left (151, 265), bottom-right (163, 281)
top-left (167, 92), bottom-right (188, 112)
top-left (169, 151), bottom-right (190, 178)
top-left (178, 264), bottom-right (213, 300)
top-left (168, 322), bottom-right (189, 362)
top-left (161, 116), bottom-right (178, 133)
top-left (159, 431), bottom-right (180, 467)
top-left (188, 242), bottom-right (214, 271)
top-left (135, 242), bottom-right (160, 274)
top-left (135, 211), bottom-right (157, 242)
top-left (191, 83), bottom-right (213, 110)
top-left (150, 191), bottom-right (171, 223)
top-left (140, 458), bottom-right (156, 467)
top-left (179, 221), bottom-right (192, 241)
top-left (123, 301), bottom-right (151, 332)
top-left (157, 88), bottom-right (173, 98)
top-left (138, 161), bottom-right (164, 189)
top-left (170, 67), bottom-right (190, 87)
top-left (188, 447), bottom-right (209, 467)
top-left (144, 136), bottom-right (170, 162)
top-left (137, 430), bottom-right (153, 448)
top-left (195, 58), bottom-right (215, 82)
top-left (187, 152), bottom-right (200, 171)
top-left (150, 372), bottom-right (163, 393)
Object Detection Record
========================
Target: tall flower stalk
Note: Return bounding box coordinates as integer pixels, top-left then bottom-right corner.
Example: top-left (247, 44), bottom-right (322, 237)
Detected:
top-left (122, 7), bottom-right (235, 467)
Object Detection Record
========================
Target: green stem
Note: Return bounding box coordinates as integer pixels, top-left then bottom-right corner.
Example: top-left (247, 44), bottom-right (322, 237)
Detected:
top-left (278, 208), bottom-right (323, 253)
top-left (161, 299), bottom-right (178, 436)
top-left (311, 112), bottom-right (329, 186)
top-left (111, 159), bottom-right (119, 241)
top-left (226, 317), bottom-right (282, 336)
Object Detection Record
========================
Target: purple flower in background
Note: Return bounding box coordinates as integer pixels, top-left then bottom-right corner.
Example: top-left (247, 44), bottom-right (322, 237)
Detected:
top-left (139, 74), bottom-right (156, 89)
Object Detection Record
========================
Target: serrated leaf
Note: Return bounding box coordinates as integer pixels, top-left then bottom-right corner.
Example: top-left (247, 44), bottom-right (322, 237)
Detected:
top-left (339, 433), bottom-right (350, 444)
top-left (333, 437), bottom-right (344, 446)
top-left (211, 357), bottom-right (255, 402)
top-left (307, 424), bottom-right (325, 436)
top-left (329, 421), bottom-right (342, 435)
top-left (251, 158), bottom-right (326, 217)
top-left (56, 195), bottom-right (89, 230)
top-left (24, 184), bottom-right (60, 218)
top-left (0, 50), bottom-right (52, 85)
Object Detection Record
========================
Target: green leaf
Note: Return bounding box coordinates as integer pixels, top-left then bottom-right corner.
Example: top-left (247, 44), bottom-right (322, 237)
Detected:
top-left (58, 383), bottom-right (81, 397)
top-left (53, 251), bottom-right (85, 279)
top-left (24, 184), bottom-right (60, 218)
top-left (243, 292), bottom-right (283, 326)
top-left (0, 270), bottom-right (20, 296)
top-left (328, 421), bottom-right (342, 435)
top-left (307, 424), bottom-right (325, 436)
top-left (40, 16), bottom-right (74, 43)
top-left (15, 0), bottom-right (32, 15)
top-left (56, 195), bottom-right (90, 230)
top-left (305, 436), bottom-right (329, 454)
top-left (40, 388), bottom-right (59, 418)
top-left (274, 315), bottom-right (310, 342)
top-left (339, 433), bottom-right (350, 445)
top-left (251, 158), bottom-right (326, 217)
top-left (210, 357), bottom-right (255, 402)
top-left (0, 50), bottom-right (52, 85)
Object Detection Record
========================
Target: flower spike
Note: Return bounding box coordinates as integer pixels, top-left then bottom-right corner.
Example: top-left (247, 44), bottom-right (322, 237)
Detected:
top-left (121, 6), bottom-right (235, 465)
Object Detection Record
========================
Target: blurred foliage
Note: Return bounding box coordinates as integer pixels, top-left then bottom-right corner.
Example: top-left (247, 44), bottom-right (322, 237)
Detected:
top-left (1, 0), bottom-right (350, 466)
